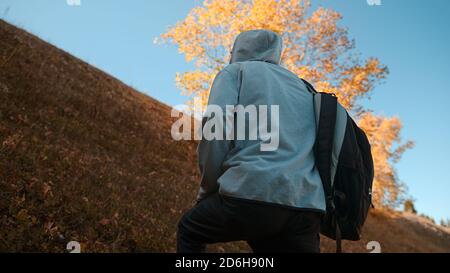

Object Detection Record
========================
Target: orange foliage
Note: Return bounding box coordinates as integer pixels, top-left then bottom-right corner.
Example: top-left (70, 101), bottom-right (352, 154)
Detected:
top-left (359, 113), bottom-right (414, 207)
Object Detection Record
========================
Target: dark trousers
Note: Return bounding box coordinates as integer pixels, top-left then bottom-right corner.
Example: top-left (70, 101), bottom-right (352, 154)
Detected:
top-left (177, 193), bottom-right (322, 253)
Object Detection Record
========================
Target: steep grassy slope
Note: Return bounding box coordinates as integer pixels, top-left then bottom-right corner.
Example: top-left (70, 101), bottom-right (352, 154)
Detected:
top-left (0, 19), bottom-right (200, 252)
top-left (1, 19), bottom-right (449, 253)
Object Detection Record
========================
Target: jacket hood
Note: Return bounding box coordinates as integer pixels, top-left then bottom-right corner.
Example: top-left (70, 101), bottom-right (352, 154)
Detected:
top-left (230, 29), bottom-right (283, 65)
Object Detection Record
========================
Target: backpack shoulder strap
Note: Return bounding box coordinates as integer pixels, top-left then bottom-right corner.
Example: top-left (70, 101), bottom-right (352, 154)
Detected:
top-left (300, 78), bottom-right (337, 207)
top-left (303, 78), bottom-right (343, 253)
top-left (314, 93), bottom-right (337, 209)
top-left (301, 79), bottom-right (318, 94)
top-left (315, 93), bottom-right (342, 253)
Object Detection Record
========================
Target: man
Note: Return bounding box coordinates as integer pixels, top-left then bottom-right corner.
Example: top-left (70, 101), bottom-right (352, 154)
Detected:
top-left (177, 29), bottom-right (325, 253)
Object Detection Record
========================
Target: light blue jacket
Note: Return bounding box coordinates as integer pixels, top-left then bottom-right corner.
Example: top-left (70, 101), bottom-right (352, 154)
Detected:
top-left (197, 29), bottom-right (326, 212)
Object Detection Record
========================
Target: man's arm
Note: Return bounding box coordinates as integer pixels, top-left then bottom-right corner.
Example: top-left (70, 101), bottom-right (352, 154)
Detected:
top-left (196, 68), bottom-right (240, 202)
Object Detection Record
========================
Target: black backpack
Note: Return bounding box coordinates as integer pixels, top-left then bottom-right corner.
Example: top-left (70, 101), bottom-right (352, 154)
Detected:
top-left (302, 79), bottom-right (375, 253)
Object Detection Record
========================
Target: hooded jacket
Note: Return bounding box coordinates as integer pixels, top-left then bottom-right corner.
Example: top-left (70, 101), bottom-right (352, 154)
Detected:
top-left (197, 29), bottom-right (325, 212)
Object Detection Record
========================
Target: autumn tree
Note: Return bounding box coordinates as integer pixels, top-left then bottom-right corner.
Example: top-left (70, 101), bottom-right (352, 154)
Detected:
top-left (440, 219), bottom-right (450, 228)
top-left (404, 199), bottom-right (417, 214)
top-left (159, 0), bottom-right (413, 208)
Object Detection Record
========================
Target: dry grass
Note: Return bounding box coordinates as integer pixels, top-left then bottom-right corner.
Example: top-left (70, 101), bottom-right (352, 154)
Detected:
top-left (0, 19), bottom-right (449, 253)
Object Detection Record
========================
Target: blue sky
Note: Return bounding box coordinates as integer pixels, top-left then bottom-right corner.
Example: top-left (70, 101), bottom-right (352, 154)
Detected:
top-left (1, 0), bottom-right (449, 222)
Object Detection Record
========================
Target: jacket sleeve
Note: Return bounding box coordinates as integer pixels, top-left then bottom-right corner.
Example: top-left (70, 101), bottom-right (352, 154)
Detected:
top-left (196, 68), bottom-right (241, 202)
